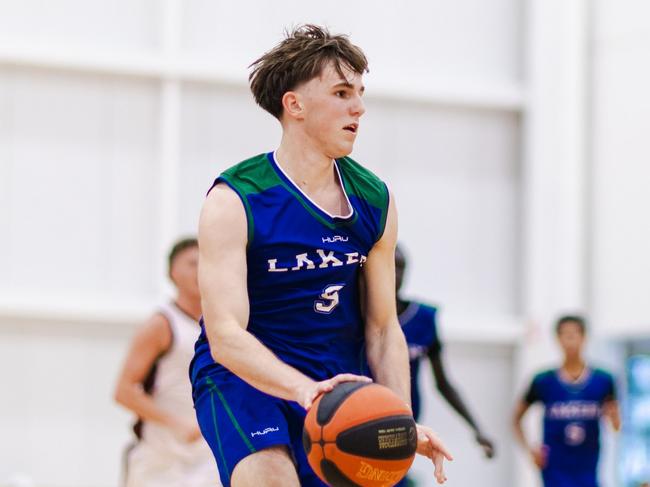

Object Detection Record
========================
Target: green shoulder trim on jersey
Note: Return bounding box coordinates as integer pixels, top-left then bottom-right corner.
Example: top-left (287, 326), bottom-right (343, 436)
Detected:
top-left (592, 367), bottom-right (615, 381)
top-left (218, 153), bottom-right (283, 243)
top-left (337, 156), bottom-right (390, 241)
top-left (418, 302), bottom-right (439, 315)
top-left (534, 369), bottom-right (555, 382)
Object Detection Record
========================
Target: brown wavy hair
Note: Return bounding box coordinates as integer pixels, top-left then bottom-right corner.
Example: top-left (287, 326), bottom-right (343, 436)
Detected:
top-left (249, 24), bottom-right (368, 119)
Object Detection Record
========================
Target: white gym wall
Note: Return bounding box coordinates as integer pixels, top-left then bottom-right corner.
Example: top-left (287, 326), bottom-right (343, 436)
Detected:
top-left (1, 1), bottom-right (648, 486)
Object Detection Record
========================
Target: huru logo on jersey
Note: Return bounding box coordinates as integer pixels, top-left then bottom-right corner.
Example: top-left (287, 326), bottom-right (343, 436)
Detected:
top-left (250, 427), bottom-right (279, 438)
top-left (267, 249), bottom-right (367, 272)
top-left (322, 235), bottom-right (349, 243)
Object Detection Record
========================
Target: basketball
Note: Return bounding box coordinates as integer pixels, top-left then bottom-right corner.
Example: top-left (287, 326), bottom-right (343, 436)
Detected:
top-left (302, 382), bottom-right (417, 487)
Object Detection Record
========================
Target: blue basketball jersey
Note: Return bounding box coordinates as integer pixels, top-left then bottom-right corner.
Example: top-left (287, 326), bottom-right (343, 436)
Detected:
top-left (191, 152), bottom-right (389, 385)
top-left (399, 302), bottom-right (441, 420)
top-left (524, 367), bottom-right (616, 481)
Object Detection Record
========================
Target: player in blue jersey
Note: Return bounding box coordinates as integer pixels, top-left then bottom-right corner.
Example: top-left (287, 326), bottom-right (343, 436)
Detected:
top-left (189, 25), bottom-right (452, 487)
top-left (395, 245), bottom-right (495, 455)
top-left (513, 315), bottom-right (621, 487)
top-left (391, 245), bottom-right (494, 487)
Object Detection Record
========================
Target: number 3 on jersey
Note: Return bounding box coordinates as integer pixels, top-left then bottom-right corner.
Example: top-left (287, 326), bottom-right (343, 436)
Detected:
top-left (314, 284), bottom-right (345, 314)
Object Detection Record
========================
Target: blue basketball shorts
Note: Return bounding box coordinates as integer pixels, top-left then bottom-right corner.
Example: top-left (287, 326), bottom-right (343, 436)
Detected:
top-left (193, 369), bottom-right (327, 487)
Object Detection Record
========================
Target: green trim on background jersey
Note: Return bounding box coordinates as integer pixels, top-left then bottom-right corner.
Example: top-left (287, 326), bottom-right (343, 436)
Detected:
top-left (337, 156), bottom-right (390, 241)
top-left (205, 377), bottom-right (256, 453)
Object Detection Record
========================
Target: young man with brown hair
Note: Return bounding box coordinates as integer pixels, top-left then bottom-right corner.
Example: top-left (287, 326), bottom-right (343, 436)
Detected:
top-left (115, 238), bottom-right (220, 487)
top-left (190, 25), bottom-right (452, 487)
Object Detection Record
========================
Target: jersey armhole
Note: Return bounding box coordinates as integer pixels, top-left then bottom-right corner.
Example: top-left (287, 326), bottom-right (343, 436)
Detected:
top-left (213, 175), bottom-right (255, 246)
top-left (375, 182), bottom-right (390, 243)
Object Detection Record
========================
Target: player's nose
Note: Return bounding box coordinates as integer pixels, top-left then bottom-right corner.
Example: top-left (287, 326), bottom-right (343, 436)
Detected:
top-left (351, 94), bottom-right (365, 117)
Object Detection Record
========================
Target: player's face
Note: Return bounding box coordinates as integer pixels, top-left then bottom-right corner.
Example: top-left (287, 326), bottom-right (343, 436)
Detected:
top-left (557, 321), bottom-right (585, 358)
top-left (297, 62), bottom-right (365, 158)
top-left (170, 246), bottom-right (200, 299)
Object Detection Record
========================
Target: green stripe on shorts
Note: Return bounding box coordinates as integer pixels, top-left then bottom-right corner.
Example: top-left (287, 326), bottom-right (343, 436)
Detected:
top-left (206, 377), bottom-right (256, 453)
top-left (209, 390), bottom-right (230, 478)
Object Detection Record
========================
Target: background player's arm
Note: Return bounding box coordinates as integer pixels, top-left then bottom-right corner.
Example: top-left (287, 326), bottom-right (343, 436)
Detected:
top-left (113, 315), bottom-right (201, 442)
top-left (199, 184), bottom-right (369, 409)
top-left (512, 398), bottom-right (546, 469)
top-left (603, 399), bottom-right (621, 431)
top-left (428, 347), bottom-right (495, 458)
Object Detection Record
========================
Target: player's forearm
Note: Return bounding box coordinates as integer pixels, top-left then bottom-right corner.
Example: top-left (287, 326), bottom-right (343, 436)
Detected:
top-left (114, 384), bottom-right (177, 428)
top-left (366, 322), bottom-right (411, 407)
top-left (512, 418), bottom-right (532, 452)
top-left (207, 322), bottom-right (315, 402)
top-left (438, 383), bottom-right (480, 431)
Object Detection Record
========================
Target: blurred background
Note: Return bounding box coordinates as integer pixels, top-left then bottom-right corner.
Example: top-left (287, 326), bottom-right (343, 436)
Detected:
top-left (0, 0), bottom-right (649, 486)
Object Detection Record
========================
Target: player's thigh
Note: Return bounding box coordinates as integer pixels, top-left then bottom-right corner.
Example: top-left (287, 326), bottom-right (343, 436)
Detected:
top-left (231, 445), bottom-right (300, 487)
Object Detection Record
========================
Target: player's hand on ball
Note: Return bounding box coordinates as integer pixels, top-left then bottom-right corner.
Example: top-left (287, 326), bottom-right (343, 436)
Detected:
top-left (415, 424), bottom-right (453, 484)
top-left (299, 374), bottom-right (372, 410)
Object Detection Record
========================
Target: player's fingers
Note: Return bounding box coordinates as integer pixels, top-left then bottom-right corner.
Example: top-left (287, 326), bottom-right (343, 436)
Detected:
top-left (433, 454), bottom-right (446, 484)
top-left (329, 373), bottom-right (372, 386)
top-left (303, 396), bottom-right (313, 411)
top-left (422, 429), bottom-right (453, 461)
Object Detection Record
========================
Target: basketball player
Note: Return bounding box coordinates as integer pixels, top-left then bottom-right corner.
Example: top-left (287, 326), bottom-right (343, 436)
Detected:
top-left (114, 238), bottom-right (220, 487)
top-left (513, 315), bottom-right (621, 487)
top-left (395, 245), bottom-right (495, 457)
top-left (190, 25), bottom-right (452, 487)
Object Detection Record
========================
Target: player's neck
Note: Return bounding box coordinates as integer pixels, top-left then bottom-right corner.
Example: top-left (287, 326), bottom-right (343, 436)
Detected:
top-left (561, 357), bottom-right (587, 378)
top-left (276, 138), bottom-right (338, 191)
top-left (174, 294), bottom-right (202, 322)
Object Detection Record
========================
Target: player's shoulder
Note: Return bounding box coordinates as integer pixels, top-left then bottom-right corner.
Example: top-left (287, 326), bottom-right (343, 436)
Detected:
top-left (532, 368), bottom-right (556, 384)
top-left (407, 300), bottom-right (439, 319)
top-left (219, 152), bottom-right (280, 195)
top-left (591, 366), bottom-right (615, 383)
top-left (134, 311), bottom-right (173, 352)
top-left (336, 155), bottom-right (388, 208)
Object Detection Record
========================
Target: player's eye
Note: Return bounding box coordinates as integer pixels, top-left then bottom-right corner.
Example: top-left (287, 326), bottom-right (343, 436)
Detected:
top-left (335, 90), bottom-right (348, 98)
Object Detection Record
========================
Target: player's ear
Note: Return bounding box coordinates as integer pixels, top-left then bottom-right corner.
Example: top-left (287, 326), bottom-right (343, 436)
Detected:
top-left (282, 91), bottom-right (305, 120)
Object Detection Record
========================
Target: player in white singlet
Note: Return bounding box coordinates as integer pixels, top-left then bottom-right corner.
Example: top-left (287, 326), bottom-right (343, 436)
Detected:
top-left (114, 238), bottom-right (220, 487)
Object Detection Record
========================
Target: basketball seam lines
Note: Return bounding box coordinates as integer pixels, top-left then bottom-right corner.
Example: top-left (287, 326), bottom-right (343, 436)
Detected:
top-left (205, 377), bottom-right (256, 453)
top-left (209, 389), bottom-right (230, 479)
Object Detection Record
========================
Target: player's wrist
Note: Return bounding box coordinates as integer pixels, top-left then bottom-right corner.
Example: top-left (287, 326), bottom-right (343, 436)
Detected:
top-left (290, 377), bottom-right (318, 406)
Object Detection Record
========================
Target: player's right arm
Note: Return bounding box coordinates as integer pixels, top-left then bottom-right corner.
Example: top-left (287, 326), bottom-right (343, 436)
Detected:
top-left (428, 347), bottom-right (495, 458)
top-left (512, 385), bottom-right (546, 469)
top-left (199, 184), bottom-right (370, 409)
top-left (113, 314), bottom-right (201, 442)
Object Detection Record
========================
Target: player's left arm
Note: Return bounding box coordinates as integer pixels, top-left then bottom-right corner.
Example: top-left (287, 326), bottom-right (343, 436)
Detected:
top-left (603, 375), bottom-right (621, 431)
top-left (603, 399), bottom-right (621, 431)
top-left (363, 193), bottom-right (452, 483)
top-left (428, 347), bottom-right (495, 458)
top-left (363, 193), bottom-right (409, 403)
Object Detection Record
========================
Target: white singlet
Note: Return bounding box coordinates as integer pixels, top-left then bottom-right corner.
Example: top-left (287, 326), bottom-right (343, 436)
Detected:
top-left (125, 302), bottom-right (220, 487)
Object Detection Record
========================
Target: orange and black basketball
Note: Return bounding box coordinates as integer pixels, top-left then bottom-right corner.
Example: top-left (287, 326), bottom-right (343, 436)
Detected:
top-left (302, 382), bottom-right (417, 487)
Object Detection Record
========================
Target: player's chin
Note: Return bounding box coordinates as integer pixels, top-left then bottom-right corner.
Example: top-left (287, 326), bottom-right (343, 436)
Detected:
top-left (329, 142), bottom-right (355, 159)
